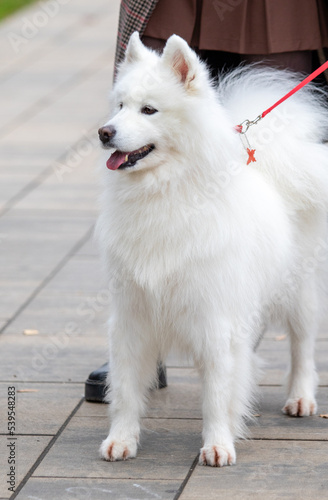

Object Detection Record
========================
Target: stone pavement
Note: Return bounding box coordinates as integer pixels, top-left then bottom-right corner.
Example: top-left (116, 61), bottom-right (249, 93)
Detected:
top-left (0, 1), bottom-right (328, 499)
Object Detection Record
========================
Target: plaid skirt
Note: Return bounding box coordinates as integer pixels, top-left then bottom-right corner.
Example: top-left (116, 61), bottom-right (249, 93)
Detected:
top-left (114, 0), bottom-right (159, 70)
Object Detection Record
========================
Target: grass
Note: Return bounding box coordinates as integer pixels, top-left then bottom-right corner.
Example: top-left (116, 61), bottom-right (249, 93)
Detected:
top-left (0, 0), bottom-right (38, 21)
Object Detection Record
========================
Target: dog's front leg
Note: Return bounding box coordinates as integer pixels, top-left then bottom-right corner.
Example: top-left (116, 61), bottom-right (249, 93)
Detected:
top-left (100, 318), bottom-right (157, 462)
top-left (197, 337), bottom-right (237, 467)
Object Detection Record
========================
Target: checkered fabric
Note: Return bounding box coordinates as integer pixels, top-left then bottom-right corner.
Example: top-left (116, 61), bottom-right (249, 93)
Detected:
top-left (114, 0), bottom-right (160, 76)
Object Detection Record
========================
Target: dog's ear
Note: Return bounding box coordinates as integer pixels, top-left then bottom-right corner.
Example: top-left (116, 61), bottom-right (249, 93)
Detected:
top-left (125, 32), bottom-right (149, 63)
top-left (162, 35), bottom-right (198, 89)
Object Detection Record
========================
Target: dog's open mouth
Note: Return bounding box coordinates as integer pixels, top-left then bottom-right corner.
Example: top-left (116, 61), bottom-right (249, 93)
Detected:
top-left (106, 144), bottom-right (155, 170)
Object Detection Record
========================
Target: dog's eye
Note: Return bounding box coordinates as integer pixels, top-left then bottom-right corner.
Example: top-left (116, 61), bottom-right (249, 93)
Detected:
top-left (141, 105), bottom-right (158, 115)
top-left (119, 102), bottom-right (123, 110)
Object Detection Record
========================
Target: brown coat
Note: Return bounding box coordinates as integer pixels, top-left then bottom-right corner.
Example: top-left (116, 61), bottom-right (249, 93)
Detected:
top-left (115, 0), bottom-right (328, 71)
top-left (144, 0), bottom-right (328, 54)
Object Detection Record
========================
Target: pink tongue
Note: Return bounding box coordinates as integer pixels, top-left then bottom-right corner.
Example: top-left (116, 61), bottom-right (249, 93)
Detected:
top-left (106, 150), bottom-right (128, 170)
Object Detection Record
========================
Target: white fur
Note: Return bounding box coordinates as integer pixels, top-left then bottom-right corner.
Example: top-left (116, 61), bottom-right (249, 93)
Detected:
top-left (97, 32), bottom-right (328, 466)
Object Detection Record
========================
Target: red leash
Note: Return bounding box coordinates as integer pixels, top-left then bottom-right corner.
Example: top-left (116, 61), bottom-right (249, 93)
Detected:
top-left (235, 59), bottom-right (328, 134)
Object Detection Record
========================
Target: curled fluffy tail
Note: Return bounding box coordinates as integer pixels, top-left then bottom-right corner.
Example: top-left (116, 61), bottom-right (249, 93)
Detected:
top-left (219, 66), bottom-right (328, 211)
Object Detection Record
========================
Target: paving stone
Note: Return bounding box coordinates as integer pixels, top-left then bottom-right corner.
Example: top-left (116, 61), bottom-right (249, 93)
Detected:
top-left (77, 372), bottom-right (328, 441)
top-left (146, 379), bottom-right (328, 440)
top-left (0, 154), bottom-right (49, 170)
top-left (147, 369), bottom-right (202, 419)
top-left (75, 237), bottom-right (100, 258)
top-left (2, 290), bottom-right (109, 337)
top-left (31, 61), bottom-right (113, 124)
top-left (0, 435), bottom-right (51, 498)
top-left (167, 338), bottom-right (328, 385)
top-left (15, 478), bottom-right (181, 500)
top-left (0, 68), bottom-right (112, 203)
top-left (31, 255), bottom-right (104, 294)
top-left (79, 374), bottom-right (328, 445)
top-left (78, 368), bottom-right (203, 420)
top-left (0, 7), bottom-right (76, 68)
top-left (3, 119), bottom-right (91, 146)
top-left (0, 173), bottom-right (32, 211)
top-left (11, 169), bottom-right (99, 212)
top-left (76, 401), bottom-right (109, 418)
top-left (0, 66), bottom-right (111, 210)
top-left (258, 338), bottom-right (328, 385)
top-left (0, 321), bottom-right (8, 331)
top-left (1, 246), bottom-right (108, 336)
top-left (1, 329), bottom-right (320, 388)
top-left (250, 386), bottom-right (328, 440)
top-left (0, 334), bottom-right (106, 383)
top-left (179, 440), bottom-right (328, 500)
top-left (0, 0), bottom-right (114, 76)
top-left (0, 383), bottom-right (83, 435)
top-left (33, 417), bottom-right (202, 480)
top-left (0, 212), bottom-right (94, 318)
top-left (0, 138), bottom-right (66, 160)
top-left (0, 31), bottom-right (114, 136)
top-left (166, 350), bottom-right (194, 368)
top-left (0, 49), bottom-right (112, 136)
top-left (261, 327), bottom-right (328, 341)
top-left (38, 60), bottom-right (113, 127)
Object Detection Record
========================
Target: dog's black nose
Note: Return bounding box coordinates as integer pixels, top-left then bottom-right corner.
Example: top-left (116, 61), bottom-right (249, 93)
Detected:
top-left (98, 125), bottom-right (116, 144)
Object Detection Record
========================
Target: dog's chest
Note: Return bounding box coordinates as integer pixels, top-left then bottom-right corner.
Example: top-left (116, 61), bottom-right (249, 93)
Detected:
top-left (102, 186), bottom-right (219, 289)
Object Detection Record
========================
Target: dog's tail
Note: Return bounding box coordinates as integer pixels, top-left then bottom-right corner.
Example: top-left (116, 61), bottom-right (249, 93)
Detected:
top-left (219, 66), bottom-right (328, 212)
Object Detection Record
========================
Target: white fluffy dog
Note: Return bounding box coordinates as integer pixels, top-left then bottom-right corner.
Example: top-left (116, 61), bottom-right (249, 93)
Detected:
top-left (97, 33), bottom-right (328, 467)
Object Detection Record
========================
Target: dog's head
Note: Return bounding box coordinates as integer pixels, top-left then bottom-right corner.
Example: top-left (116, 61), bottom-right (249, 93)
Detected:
top-left (98, 33), bottom-right (211, 173)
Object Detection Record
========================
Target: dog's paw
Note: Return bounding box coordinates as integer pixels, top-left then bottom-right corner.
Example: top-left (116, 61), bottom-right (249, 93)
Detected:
top-left (199, 443), bottom-right (236, 467)
top-left (100, 435), bottom-right (138, 462)
top-left (282, 397), bottom-right (317, 417)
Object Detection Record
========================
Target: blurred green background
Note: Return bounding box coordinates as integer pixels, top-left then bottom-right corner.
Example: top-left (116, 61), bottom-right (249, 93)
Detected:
top-left (0, 0), bottom-right (38, 20)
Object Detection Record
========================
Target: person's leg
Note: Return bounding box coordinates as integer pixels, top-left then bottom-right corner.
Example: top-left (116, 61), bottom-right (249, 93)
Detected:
top-left (243, 50), bottom-right (313, 73)
top-left (198, 49), bottom-right (313, 78)
top-left (199, 50), bottom-right (241, 79)
top-left (141, 35), bottom-right (166, 52)
top-left (85, 362), bottom-right (167, 403)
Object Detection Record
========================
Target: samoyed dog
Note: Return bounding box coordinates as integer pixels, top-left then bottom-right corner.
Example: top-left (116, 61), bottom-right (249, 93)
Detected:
top-left (97, 32), bottom-right (328, 466)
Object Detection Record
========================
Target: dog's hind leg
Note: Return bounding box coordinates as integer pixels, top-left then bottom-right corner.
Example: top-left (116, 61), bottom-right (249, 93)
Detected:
top-left (283, 280), bottom-right (318, 417)
top-left (100, 315), bottom-right (158, 461)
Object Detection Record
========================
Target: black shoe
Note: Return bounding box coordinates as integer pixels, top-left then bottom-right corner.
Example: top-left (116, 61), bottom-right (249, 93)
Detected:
top-left (85, 362), bottom-right (167, 403)
top-left (84, 362), bottom-right (108, 403)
